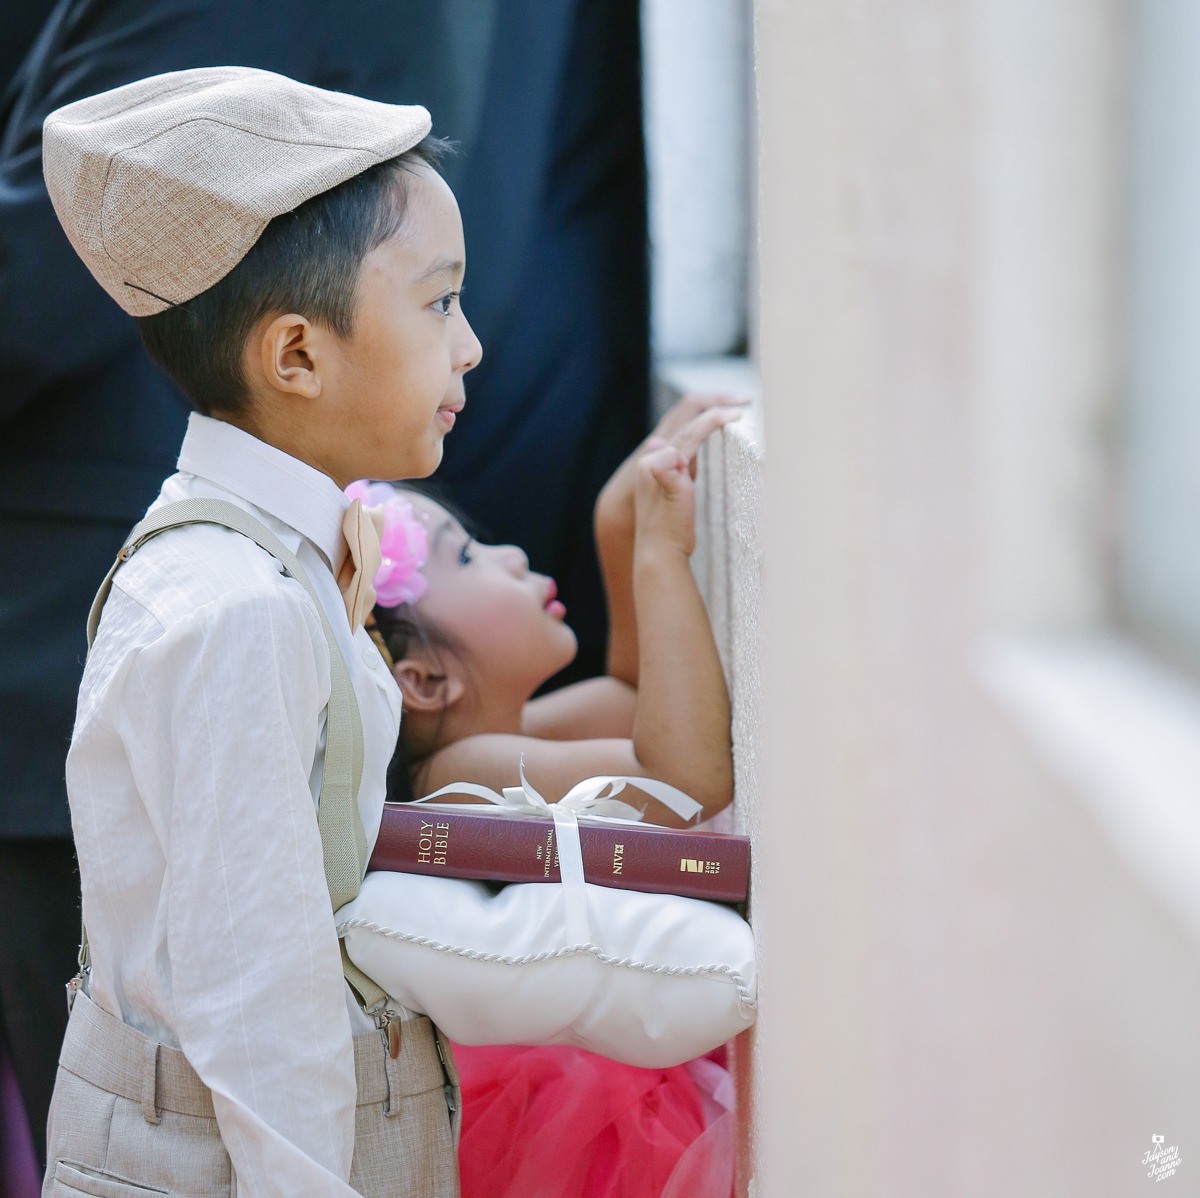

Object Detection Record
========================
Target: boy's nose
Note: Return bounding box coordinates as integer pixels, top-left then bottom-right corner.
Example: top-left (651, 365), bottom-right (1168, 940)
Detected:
top-left (456, 310), bottom-right (483, 374)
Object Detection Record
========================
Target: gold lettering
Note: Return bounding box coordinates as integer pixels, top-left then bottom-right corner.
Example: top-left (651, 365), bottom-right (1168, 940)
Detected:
top-left (612, 843), bottom-right (624, 875)
top-left (433, 821), bottom-right (450, 865)
top-left (418, 820), bottom-right (434, 863)
top-left (679, 858), bottom-right (721, 875)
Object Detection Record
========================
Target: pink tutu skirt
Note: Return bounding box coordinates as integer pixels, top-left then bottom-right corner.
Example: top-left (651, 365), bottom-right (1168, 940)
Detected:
top-left (453, 1043), bottom-right (735, 1198)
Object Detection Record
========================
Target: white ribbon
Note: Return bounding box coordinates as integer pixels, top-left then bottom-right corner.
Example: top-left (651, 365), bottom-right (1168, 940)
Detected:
top-left (550, 802), bottom-right (590, 944)
top-left (412, 762), bottom-right (703, 946)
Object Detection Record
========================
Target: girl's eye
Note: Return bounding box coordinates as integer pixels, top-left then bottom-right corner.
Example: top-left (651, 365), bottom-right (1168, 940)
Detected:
top-left (433, 291), bottom-right (460, 317)
top-left (458, 538), bottom-right (474, 566)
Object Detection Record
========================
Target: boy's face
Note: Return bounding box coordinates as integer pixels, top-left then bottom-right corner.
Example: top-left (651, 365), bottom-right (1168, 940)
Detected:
top-left (322, 165), bottom-right (482, 484)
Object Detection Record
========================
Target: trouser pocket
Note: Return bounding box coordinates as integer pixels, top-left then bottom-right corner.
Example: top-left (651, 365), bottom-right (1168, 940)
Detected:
top-left (44, 1066), bottom-right (233, 1198)
top-left (48, 1160), bottom-right (169, 1198)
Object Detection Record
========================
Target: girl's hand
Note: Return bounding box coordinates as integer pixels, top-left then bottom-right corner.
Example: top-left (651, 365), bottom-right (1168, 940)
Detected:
top-left (634, 444), bottom-right (696, 558)
top-left (595, 393), bottom-right (748, 550)
top-left (599, 394), bottom-right (746, 686)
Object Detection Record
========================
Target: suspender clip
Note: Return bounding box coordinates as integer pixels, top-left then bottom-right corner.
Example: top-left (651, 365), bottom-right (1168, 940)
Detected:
top-left (65, 973), bottom-right (84, 1014)
top-left (373, 1006), bottom-right (402, 1060)
top-left (434, 1030), bottom-right (457, 1114)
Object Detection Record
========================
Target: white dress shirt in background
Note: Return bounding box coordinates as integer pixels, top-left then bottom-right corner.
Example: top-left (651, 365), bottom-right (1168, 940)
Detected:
top-left (67, 414), bottom-right (401, 1195)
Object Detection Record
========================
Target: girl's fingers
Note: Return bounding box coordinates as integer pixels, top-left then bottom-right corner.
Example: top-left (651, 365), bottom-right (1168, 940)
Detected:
top-left (642, 451), bottom-right (690, 497)
top-left (638, 443), bottom-right (686, 481)
top-left (670, 405), bottom-right (743, 461)
top-left (654, 392), bottom-right (751, 440)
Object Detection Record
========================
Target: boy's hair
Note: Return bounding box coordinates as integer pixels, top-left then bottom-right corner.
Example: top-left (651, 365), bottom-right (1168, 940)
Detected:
top-left (136, 136), bottom-right (451, 416)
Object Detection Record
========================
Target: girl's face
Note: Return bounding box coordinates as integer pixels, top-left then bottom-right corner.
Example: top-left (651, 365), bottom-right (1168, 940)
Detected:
top-left (321, 165), bottom-right (483, 485)
top-left (403, 493), bottom-right (578, 694)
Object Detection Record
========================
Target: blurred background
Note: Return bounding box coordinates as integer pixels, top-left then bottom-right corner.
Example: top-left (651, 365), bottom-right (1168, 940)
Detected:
top-left (5, 0), bottom-right (1200, 1195)
top-left (2, 3), bottom-right (654, 1190)
top-left (756, 0), bottom-right (1200, 1194)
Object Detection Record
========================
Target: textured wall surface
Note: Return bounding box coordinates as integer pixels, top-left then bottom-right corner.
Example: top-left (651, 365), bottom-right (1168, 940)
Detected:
top-left (751, 1), bottom-right (1200, 1196)
top-left (657, 358), bottom-right (764, 1195)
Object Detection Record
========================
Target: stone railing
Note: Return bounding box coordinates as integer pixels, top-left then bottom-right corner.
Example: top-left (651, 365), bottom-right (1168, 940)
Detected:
top-left (655, 356), bottom-right (762, 1196)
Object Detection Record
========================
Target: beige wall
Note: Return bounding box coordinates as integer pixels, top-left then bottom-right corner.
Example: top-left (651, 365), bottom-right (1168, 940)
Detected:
top-left (752, 1), bottom-right (1200, 1195)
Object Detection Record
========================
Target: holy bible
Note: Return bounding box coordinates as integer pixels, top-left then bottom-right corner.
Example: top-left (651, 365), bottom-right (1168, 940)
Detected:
top-left (369, 803), bottom-right (750, 903)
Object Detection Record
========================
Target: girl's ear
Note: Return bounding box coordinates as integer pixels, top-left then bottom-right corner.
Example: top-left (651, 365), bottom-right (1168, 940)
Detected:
top-left (391, 656), bottom-right (465, 713)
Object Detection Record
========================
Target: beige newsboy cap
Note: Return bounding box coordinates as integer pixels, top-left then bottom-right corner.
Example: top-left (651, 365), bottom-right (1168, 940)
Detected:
top-left (42, 66), bottom-right (432, 316)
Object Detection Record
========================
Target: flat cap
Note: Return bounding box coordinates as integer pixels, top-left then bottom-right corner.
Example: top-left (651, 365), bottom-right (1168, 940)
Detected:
top-left (42, 66), bottom-right (432, 316)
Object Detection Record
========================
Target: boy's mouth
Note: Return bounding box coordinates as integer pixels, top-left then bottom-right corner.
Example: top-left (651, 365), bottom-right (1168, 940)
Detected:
top-left (436, 401), bottom-right (463, 430)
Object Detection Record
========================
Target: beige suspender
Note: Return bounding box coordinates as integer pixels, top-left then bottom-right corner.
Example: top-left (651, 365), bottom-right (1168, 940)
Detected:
top-left (80, 498), bottom-right (390, 1016)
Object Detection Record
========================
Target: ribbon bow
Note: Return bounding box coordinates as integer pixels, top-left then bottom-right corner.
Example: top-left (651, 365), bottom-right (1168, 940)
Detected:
top-left (414, 762), bottom-right (702, 946)
top-left (338, 498), bottom-right (386, 631)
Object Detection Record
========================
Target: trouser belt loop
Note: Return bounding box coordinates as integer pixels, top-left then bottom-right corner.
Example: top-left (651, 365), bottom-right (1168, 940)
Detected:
top-left (141, 1037), bottom-right (161, 1125)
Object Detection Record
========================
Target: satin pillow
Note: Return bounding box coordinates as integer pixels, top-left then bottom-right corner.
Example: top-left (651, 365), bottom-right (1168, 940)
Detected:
top-left (337, 871), bottom-right (756, 1068)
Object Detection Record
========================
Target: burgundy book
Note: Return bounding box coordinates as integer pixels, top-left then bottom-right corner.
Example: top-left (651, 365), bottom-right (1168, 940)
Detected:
top-left (369, 803), bottom-right (750, 903)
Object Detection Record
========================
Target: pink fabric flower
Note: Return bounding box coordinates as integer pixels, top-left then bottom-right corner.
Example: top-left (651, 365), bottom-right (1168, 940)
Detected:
top-left (344, 480), bottom-right (429, 607)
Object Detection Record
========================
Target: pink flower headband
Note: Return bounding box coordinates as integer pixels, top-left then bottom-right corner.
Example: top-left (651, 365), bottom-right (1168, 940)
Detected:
top-left (344, 480), bottom-right (429, 607)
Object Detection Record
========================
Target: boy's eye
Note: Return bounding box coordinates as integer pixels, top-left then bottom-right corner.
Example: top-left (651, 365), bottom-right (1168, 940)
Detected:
top-left (433, 291), bottom-right (460, 317)
top-left (458, 538), bottom-right (474, 565)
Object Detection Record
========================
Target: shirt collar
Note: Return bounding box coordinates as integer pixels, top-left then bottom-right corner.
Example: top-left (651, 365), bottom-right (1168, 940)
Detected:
top-left (176, 414), bottom-right (349, 572)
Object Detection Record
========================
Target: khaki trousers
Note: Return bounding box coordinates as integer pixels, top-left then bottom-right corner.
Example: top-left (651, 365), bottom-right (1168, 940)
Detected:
top-left (43, 991), bottom-right (460, 1197)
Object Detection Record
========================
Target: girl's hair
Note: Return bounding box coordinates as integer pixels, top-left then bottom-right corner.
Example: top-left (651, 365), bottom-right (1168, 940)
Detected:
top-left (369, 478), bottom-right (480, 668)
top-left (372, 481), bottom-right (481, 802)
top-left (136, 136), bottom-right (453, 417)
top-left (375, 600), bottom-right (452, 804)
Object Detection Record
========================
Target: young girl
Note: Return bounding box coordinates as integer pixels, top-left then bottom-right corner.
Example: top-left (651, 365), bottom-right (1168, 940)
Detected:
top-left (351, 392), bottom-right (748, 1198)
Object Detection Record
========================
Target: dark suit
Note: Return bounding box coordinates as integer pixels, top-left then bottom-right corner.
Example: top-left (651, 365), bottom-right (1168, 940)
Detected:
top-left (0, 0), bottom-right (647, 1164)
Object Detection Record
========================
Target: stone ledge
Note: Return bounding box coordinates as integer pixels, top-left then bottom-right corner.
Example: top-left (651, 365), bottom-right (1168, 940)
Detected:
top-left (654, 356), bottom-right (762, 841)
top-left (978, 632), bottom-right (1200, 947)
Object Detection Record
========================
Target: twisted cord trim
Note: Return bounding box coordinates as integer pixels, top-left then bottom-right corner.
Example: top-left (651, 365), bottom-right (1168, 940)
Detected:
top-left (337, 917), bottom-right (758, 1012)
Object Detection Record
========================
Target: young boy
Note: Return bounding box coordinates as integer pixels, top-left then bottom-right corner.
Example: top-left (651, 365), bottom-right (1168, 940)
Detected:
top-left (40, 67), bottom-right (481, 1195)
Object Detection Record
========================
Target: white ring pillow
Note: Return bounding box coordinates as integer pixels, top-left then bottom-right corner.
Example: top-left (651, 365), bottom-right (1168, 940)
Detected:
top-left (338, 767), bottom-right (757, 1067)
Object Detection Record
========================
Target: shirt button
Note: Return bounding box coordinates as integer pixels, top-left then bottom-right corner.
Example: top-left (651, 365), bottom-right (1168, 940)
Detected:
top-left (361, 648), bottom-right (381, 670)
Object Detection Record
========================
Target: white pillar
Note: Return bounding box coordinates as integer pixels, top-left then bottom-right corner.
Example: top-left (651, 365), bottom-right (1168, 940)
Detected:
top-left (642, 0), bottom-right (754, 360)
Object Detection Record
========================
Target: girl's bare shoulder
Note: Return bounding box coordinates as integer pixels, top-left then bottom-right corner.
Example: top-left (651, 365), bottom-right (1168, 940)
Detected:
top-left (420, 732), bottom-right (640, 802)
top-left (520, 676), bottom-right (636, 741)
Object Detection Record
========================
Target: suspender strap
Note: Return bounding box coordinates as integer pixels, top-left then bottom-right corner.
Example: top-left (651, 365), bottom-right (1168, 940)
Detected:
top-left (341, 942), bottom-right (391, 1014)
top-left (81, 498), bottom-right (389, 1013)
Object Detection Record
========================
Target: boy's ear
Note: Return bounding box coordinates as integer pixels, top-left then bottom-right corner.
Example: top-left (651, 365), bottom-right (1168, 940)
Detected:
top-left (255, 313), bottom-right (322, 399)
top-left (391, 656), bottom-right (465, 713)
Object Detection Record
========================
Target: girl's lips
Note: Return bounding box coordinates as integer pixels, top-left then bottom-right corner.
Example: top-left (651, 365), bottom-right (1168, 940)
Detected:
top-left (436, 408), bottom-right (457, 430)
top-left (544, 578), bottom-right (566, 619)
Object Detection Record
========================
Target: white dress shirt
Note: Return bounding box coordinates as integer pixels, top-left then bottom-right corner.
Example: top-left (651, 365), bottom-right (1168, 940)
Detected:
top-left (67, 414), bottom-right (402, 1195)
